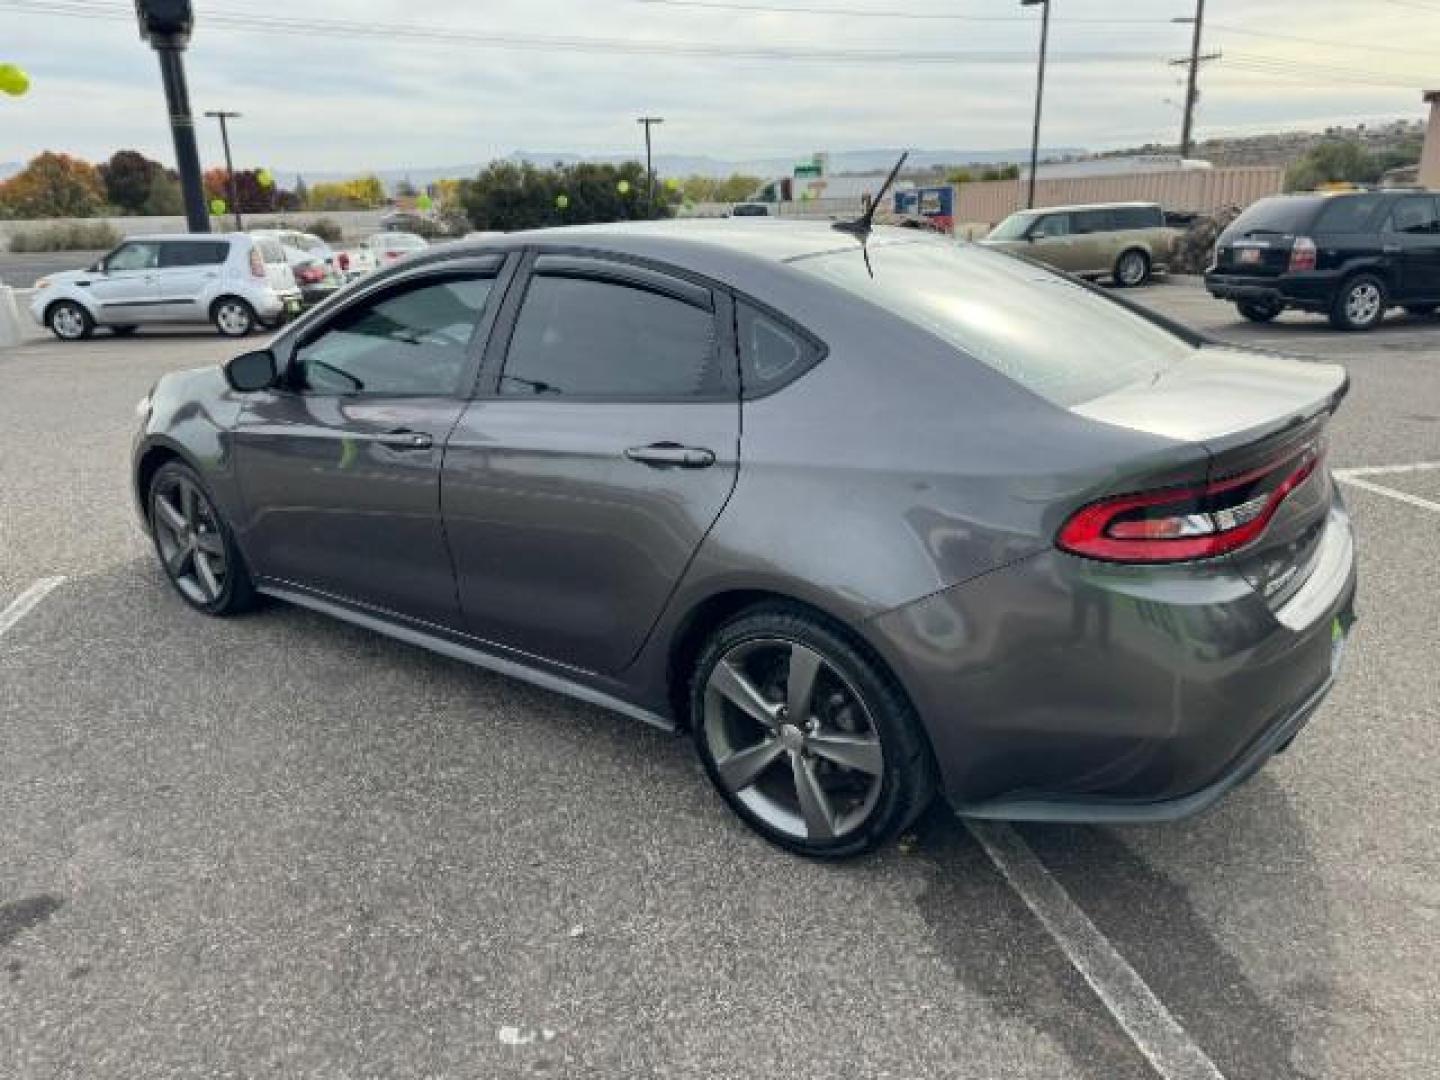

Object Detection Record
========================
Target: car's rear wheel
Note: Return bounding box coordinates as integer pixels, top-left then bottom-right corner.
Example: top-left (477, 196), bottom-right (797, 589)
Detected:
top-left (1113, 249), bottom-right (1150, 288)
top-left (148, 461), bottom-right (257, 616)
top-left (1237, 299), bottom-right (1283, 323)
top-left (691, 606), bottom-right (935, 858)
top-left (1330, 274), bottom-right (1387, 331)
top-left (47, 301), bottom-right (93, 341)
top-left (211, 297), bottom-right (257, 337)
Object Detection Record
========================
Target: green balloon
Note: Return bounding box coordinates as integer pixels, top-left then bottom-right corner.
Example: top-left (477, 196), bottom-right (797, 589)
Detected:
top-left (416, 193), bottom-right (433, 211)
top-left (555, 194), bottom-right (570, 210)
top-left (0, 64), bottom-right (29, 97)
top-left (210, 198), bottom-right (227, 216)
top-left (664, 177), bottom-right (680, 191)
top-left (617, 180), bottom-right (632, 195)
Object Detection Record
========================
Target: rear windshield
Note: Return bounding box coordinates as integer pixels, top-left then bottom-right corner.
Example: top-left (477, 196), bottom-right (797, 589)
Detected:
top-left (1227, 196), bottom-right (1322, 237)
top-left (794, 240), bottom-right (1193, 407)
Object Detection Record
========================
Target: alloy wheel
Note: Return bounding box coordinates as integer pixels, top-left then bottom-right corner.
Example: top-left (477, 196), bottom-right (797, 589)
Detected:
top-left (1346, 282), bottom-right (1382, 326)
top-left (51, 305), bottom-right (86, 339)
top-left (152, 475), bottom-right (229, 606)
top-left (215, 302), bottom-right (253, 336)
top-left (703, 638), bottom-right (885, 843)
top-left (1118, 252), bottom-right (1147, 287)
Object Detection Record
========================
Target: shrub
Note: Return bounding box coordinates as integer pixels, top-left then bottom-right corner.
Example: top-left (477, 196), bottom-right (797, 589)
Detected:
top-left (305, 218), bottom-right (343, 242)
top-left (8, 220), bottom-right (123, 253)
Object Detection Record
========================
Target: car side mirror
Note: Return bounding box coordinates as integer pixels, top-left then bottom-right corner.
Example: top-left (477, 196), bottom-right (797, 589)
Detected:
top-left (224, 349), bottom-right (278, 392)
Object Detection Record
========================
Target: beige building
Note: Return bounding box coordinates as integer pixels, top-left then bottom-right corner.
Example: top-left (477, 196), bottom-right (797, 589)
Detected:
top-left (1422, 90), bottom-right (1440, 189)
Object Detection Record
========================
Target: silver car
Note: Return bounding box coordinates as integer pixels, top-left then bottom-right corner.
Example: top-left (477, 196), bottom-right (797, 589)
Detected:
top-left (131, 221), bottom-right (1356, 858)
top-left (31, 233), bottom-right (303, 340)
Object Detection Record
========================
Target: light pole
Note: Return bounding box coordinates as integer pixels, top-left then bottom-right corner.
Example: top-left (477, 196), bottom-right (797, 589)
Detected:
top-left (1022, 0), bottom-right (1050, 210)
top-left (135, 0), bottom-right (208, 232)
top-left (205, 110), bottom-right (244, 231)
top-left (637, 116), bottom-right (664, 218)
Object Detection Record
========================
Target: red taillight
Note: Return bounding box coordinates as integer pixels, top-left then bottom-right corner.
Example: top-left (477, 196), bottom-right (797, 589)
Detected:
top-left (249, 248), bottom-right (266, 278)
top-left (338, 252), bottom-right (350, 271)
top-left (1058, 446), bottom-right (1322, 563)
top-left (1289, 236), bottom-right (1317, 273)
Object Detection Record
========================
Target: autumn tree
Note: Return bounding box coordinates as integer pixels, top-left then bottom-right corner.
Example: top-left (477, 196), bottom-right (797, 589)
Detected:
top-left (99, 150), bottom-right (167, 214)
top-left (0, 152), bottom-right (107, 218)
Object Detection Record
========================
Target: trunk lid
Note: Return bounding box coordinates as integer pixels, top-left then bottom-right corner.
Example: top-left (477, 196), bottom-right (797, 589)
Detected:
top-left (1073, 346), bottom-right (1348, 607)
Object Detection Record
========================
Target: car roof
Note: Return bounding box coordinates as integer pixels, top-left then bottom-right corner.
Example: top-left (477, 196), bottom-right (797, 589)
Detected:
top-left (1012, 201), bottom-right (1162, 215)
top-left (122, 232), bottom-right (245, 244)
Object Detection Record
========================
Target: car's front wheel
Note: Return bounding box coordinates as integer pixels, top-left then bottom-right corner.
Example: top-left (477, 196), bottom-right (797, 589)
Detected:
top-left (1237, 299), bottom-right (1283, 323)
top-left (691, 605), bottom-right (935, 858)
top-left (1330, 274), bottom-right (1388, 331)
top-left (211, 297), bottom-right (258, 337)
top-left (148, 461), bottom-right (257, 616)
top-left (1113, 249), bottom-right (1151, 288)
top-left (47, 300), bottom-right (93, 341)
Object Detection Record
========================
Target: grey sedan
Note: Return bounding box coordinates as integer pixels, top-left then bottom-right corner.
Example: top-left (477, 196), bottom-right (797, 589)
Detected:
top-left (132, 221), bottom-right (1356, 857)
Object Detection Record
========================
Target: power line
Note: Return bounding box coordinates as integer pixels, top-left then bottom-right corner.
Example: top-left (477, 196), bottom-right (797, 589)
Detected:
top-left (631, 0), bottom-right (1182, 23)
top-left (1207, 22), bottom-right (1440, 59)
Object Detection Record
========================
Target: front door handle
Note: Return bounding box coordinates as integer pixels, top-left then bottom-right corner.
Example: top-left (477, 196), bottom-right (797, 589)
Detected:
top-left (625, 442), bottom-right (716, 468)
top-left (374, 430), bottom-right (433, 450)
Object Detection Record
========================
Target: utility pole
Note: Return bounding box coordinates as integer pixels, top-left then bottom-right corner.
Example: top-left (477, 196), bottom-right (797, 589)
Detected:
top-left (135, 1), bottom-right (208, 232)
top-left (637, 116), bottom-right (664, 218)
top-left (1173, 0), bottom-right (1219, 159)
top-left (205, 111), bottom-right (244, 231)
top-left (1021, 0), bottom-right (1050, 210)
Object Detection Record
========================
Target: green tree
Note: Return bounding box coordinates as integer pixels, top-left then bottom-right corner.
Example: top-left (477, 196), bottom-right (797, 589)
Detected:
top-left (0, 152), bottom-right (106, 218)
top-left (946, 168), bottom-right (975, 186)
top-left (99, 150), bottom-right (166, 214)
top-left (1285, 139), bottom-right (1380, 191)
top-left (140, 169), bottom-right (185, 215)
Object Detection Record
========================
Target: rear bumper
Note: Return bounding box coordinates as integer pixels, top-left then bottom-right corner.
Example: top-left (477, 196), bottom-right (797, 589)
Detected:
top-left (1205, 271), bottom-right (1340, 311)
top-left (868, 507), bottom-right (1357, 822)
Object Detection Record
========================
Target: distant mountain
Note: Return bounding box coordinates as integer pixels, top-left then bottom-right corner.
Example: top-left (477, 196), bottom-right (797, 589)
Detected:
top-left (274, 146), bottom-right (1083, 190)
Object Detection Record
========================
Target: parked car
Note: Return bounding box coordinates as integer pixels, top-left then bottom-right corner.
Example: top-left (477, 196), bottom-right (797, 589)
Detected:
top-left (30, 233), bottom-right (303, 340)
top-left (981, 201), bottom-right (1178, 286)
top-left (251, 227), bottom-right (340, 275)
top-left (366, 230), bottom-right (429, 266)
top-left (1205, 190), bottom-right (1440, 330)
top-left (248, 231), bottom-right (343, 307)
top-left (731, 202), bottom-right (773, 217)
top-left (132, 222), bottom-right (1354, 857)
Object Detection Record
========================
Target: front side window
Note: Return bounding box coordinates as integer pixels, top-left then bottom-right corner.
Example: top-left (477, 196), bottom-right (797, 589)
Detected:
top-left (1033, 213), bottom-right (1071, 238)
top-left (160, 241), bottom-right (229, 268)
top-left (987, 212), bottom-right (1038, 242)
top-left (106, 242), bottom-right (160, 272)
top-left (500, 275), bottom-right (722, 399)
top-left (293, 275), bottom-right (493, 395)
top-left (1388, 197), bottom-right (1440, 235)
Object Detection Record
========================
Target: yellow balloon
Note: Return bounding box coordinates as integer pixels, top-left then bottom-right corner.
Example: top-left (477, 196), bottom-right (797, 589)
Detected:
top-left (257, 168), bottom-right (274, 188)
top-left (0, 64), bottom-right (30, 97)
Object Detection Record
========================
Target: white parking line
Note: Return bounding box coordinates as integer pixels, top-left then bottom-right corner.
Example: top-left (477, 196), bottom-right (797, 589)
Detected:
top-left (1333, 461), bottom-right (1440, 478)
top-left (1334, 471), bottom-right (1440, 514)
top-left (967, 821), bottom-right (1227, 1080)
top-left (0, 576), bottom-right (66, 639)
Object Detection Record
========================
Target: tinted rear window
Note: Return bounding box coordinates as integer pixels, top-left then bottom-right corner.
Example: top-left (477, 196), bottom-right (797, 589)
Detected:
top-left (795, 240), bottom-right (1192, 407)
top-left (160, 240), bottom-right (229, 268)
top-left (1314, 195), bottom-right (1385, 234)
top-left (1227, 196), bottom-right (1322, 237)
top-left (1112, 205), bottom-right (1163, 229)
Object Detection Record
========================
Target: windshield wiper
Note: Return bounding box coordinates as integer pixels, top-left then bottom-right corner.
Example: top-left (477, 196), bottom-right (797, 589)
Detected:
top-left (832, 150), bottom-right (909, 277)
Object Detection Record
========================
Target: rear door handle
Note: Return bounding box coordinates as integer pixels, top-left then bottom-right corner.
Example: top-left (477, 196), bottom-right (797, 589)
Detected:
top-left (625, 443), bottom-right (716, 468)
top-left (374, 430), bottom-right (433, 450)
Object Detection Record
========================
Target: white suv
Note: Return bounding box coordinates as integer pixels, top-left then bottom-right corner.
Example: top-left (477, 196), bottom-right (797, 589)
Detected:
top-left (30, 233), bottom-right (303, 340)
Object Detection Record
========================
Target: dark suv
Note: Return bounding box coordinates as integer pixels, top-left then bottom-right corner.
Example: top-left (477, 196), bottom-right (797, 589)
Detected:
top-left (1206, 190), bottom-right (1440, 330)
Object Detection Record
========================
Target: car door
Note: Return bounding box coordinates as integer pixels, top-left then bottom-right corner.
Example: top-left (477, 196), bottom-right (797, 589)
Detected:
top-left (1384, 196), bottom-right (1440, 301)
top-left (87, 240), bottom-right (161, 321)
top-left (1027, 212), bottom-right (1081, 272)
top-left (151, 239), bottom-right (229, 322)
top-left (442, 253), bottom-right (740, 675)
top-left (1070, 209), bottom-right (1117, 275)
top-left (231, 256), bottom-right (512, 628)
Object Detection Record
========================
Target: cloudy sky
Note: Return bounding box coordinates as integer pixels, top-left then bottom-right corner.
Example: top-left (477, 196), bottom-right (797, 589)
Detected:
top-left (1, 0), bottom-right (1436, 173)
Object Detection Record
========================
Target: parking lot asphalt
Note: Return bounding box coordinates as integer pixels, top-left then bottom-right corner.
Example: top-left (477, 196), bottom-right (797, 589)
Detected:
top-left (2, 280), bottom-right (1438, 1079)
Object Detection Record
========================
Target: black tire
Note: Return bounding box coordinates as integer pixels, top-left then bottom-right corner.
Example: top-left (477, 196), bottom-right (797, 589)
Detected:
top-left (1237, 299), bottom-right (1283, 323)
top-left (110, 325), bottom-right (139, 336)
top-left (46, 300), bottom-right (93, 341)
top-left (148, 461), bottom-right (257, 616)
top-left (1403, 304), bottom-right (1437, 317)
top-left (1113, 248), bottom-right (1151, 288)
top-left (211, 297), bottom-right (258, 337)
top-left (690, 604), bottom-right (936, 859)
top-left (1328, 273), bottom-right (1388, 331)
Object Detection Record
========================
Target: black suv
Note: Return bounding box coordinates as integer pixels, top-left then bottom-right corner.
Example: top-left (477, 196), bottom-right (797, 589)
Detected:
top-left (1206, 190), bottom-right (1440, 331)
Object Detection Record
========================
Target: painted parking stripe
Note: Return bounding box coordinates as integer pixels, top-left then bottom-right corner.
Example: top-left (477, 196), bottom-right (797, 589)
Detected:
top-left (1334, 475), bottom-right (1440, 514)
top-left (1333, 461), bottom-right (1440, 478)
top-left (0, 576), bottom-right (66, 639)
top-left (967, 821), bottom-right (1227, 1080)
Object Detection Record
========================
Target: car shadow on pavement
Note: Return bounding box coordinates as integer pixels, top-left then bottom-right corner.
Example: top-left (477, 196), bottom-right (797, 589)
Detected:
top-left (911, 783), bottom-right (1337, 1080)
